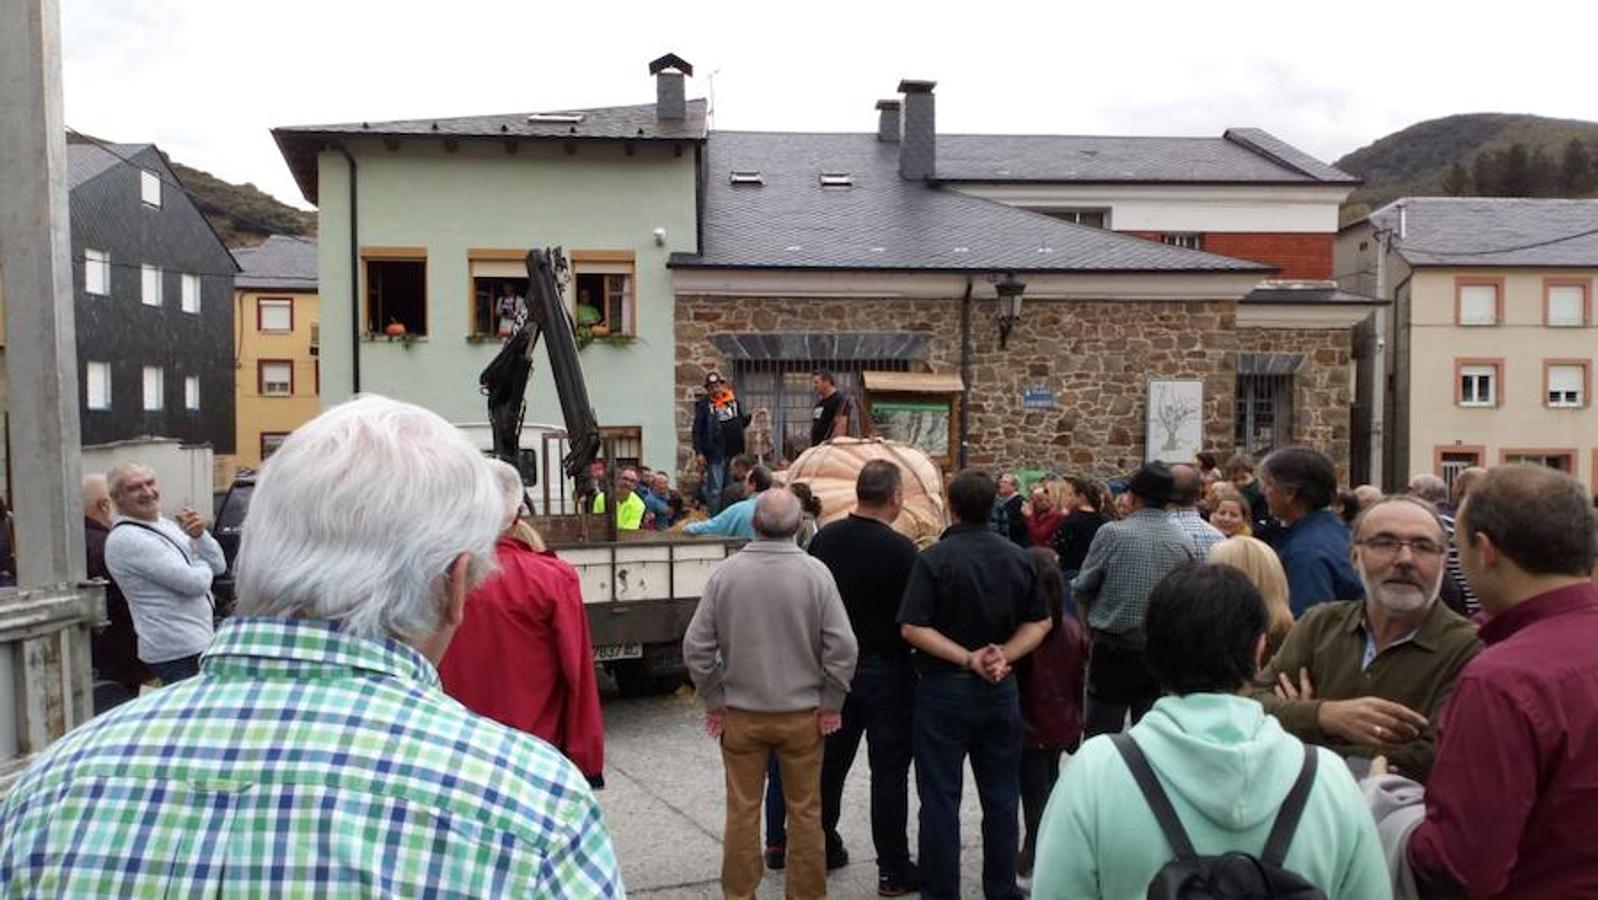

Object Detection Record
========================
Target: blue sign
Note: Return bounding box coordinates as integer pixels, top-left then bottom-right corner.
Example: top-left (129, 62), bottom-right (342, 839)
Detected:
top-left (1021, 387), bottom-right (1054, 410)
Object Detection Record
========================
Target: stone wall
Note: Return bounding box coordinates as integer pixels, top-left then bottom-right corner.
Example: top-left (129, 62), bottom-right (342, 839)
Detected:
top-left (675, 294), bottom-right (1354, 485)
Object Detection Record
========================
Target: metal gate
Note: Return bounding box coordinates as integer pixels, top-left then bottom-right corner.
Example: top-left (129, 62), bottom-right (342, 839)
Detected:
top-left (734, 360), bottom-right (910, 464)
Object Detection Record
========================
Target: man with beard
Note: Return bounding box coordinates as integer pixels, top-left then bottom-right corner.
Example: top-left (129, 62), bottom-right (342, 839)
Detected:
top-left (1250, 495), bottom-right (1481, 782)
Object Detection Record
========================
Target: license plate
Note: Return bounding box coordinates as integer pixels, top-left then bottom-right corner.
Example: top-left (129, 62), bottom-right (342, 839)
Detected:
top-left (594, 643), bottom-right (643, 662)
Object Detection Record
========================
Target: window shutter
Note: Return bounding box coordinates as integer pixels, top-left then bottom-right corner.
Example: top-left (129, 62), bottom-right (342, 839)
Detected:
top-left (1460, 285), bottom-right (1497, 324)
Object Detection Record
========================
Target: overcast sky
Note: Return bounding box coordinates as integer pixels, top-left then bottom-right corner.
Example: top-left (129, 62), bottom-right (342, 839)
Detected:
top-left (60, 0), bottom-right (1598, 211)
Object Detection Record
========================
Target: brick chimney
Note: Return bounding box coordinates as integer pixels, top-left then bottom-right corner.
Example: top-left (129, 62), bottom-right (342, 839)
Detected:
top-left (649, 53), bottom-right (693, 121)
top-left (876, 99), bottom-right (901, 143)
top-left (897, 80), bottom-right (936, 179)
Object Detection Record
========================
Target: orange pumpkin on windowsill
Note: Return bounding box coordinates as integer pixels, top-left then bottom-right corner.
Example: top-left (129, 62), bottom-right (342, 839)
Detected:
top-left (384, 321), bottom-right (408, 337)
top-left (589, 323), bottom-right (611, 338)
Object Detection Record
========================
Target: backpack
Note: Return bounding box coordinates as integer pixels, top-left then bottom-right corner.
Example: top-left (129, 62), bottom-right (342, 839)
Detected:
top-left (1111, 734), bottom-right (1326, 900)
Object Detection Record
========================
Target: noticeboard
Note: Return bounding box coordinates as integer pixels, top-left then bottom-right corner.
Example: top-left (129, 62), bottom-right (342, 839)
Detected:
top-left (869, 399), bottom-right (951, 458)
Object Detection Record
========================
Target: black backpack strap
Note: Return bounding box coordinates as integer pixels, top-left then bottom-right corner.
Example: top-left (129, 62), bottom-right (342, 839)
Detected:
top-left (1111, 734), bottom-right (1197, 861)
top-left (1261, 744), bottom-right (1320, 867)
top-left (112, 519), bottom-right (193, 565)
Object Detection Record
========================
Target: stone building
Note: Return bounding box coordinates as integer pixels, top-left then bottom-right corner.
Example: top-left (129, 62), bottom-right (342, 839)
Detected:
top-left (670, 81), bottom-right (1378, 484)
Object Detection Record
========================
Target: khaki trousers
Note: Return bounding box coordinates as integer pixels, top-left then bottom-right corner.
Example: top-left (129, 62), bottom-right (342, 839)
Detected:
top-left (721, 707), bottom-right (825, 900)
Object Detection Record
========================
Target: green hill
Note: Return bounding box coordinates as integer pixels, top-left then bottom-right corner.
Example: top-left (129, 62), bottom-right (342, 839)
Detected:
top-left (1336, 113), bottom-right (1598, 223)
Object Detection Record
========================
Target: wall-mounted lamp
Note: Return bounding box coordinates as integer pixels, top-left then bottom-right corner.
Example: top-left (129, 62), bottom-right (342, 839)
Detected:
top-left (995, 272), bottom-right (1026, 349)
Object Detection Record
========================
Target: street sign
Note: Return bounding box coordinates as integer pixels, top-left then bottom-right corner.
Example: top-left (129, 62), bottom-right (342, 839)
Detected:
top-left (1021, 387), bottom-right (1054, 410)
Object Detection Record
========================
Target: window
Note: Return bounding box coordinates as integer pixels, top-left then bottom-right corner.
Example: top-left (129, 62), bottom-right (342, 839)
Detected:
top-left (184, 375), bottom-right (200, 410)
top-left (257, 297), bottom-right (294, 332)
top-left (1437, 448), bottom-right (1484, 490)
top-left (85, 248), bottom-right (110, 296)
top-left (1161, 233), bottom-right (1204, 250)
top-left (1234, 373), bottom-right (1295, 458)
top-left (363, 253), bottom-right (427, 336)
top-left (572, 252), bottom-right (636, 339)
top-left (1458, 362), bottom-right (1499, 407)
top-left (141, 264), bottom-right (162, 307)
top-left (260, 432), bottom-right (290, 460)
top-left (85, 361), bottom-right (111, 410)
top-left (1047, 210), bottom-right (1108, 228)
top-left (140, 170), bottom-right (161, 206)
top-left (1546, 361), bottom-right (1587, 408)
top-left (258, 360), bottom-right (293, 397)
top-left (1456, 278), bottom-right (1502, 326)
top-left (1502, 450), bottom-right (1575, 472)
top-left (1545, 279), bottom-right (1589, 327)
top-left (180, 273), bottom-right (201, 313)
top-left (596, 426), bottom-right (644, 472)
top-left (142, 366), bottom-right (164, 411)
top-left (467, 253), bottom-right (530, 338)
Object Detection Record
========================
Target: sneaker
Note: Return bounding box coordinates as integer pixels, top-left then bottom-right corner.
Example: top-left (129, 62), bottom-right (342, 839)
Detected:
top-left (826, 842), bottom-right (850, 871)
top-left (878, 861), bottom-right (922, 896)
top-left (1016, 871), bottom-right (1033, 895)
top-left (764, 844), bottom-right (785, 871)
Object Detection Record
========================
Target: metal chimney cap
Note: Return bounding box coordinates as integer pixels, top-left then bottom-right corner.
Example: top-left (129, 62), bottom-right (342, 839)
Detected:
top-left (875, 99), bottom-right (902, 110)
top-left (649, 53), bottom-right (694, 76)
top-left (897, 79), bottom-right (936, 93)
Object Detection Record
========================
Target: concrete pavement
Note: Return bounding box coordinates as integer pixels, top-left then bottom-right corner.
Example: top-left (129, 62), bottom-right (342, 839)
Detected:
top-left (598, 686), bottom-right (1003, 898)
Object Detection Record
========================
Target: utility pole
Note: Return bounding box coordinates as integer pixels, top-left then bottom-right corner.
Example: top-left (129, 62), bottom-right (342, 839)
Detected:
top-left (0, 0), bottom-right (105, 782)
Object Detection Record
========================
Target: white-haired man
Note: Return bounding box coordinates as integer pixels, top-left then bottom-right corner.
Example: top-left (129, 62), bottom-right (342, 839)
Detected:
top-left (102, 462), bottom-right (226, 684)
top-left (684, 488), bottom-right (859, 900)
top-left (0, 396), bottom-right (622, 897)
top-left (1253, 495), bottom-right (1481, 782)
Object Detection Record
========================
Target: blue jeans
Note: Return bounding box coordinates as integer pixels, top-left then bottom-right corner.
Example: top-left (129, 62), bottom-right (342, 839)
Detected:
top-left (702, 458), bottom-right (729, 514)
top-left (147, 654), bottom-right (200, 686)
top-left (821, 655), bottom-right (915, 875)
top-left (914, 669), bottom-right (1023, 900)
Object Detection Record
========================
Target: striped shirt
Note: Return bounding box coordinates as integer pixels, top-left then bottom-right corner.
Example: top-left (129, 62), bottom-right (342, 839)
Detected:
top-left (0, 617), bottom-right (622, 897)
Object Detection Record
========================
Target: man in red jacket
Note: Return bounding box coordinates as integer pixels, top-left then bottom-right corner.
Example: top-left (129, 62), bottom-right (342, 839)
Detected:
top-left (439, 461), bottom-right (605, 786)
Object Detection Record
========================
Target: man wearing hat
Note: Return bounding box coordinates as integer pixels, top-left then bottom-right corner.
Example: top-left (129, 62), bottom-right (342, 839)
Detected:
top-left (691, 371), bottom-right (755, 514)
top-left (1072, 461), bottom-right (1198, 735)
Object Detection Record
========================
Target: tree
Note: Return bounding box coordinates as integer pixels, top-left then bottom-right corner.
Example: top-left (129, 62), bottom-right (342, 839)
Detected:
top-left (1441, 161), bottom-right (1470, 195)
top-left (1562, 138), bottom-right (1594, 194)
top-left (1472, 152), bottom-right (1500, 196)
top-left (1500, 143), bottom-right (1532, 196)
top-left (1528, 147), bottom-right (1559, 197)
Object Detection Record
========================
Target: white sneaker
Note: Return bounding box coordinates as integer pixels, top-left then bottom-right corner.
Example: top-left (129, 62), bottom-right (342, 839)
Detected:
top-left (1016, 873), bottom-right (1033, 895)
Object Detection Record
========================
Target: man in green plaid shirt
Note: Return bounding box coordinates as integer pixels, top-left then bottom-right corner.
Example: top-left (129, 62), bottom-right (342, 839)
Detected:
top-left (0, 396), bottom-right (623, 897)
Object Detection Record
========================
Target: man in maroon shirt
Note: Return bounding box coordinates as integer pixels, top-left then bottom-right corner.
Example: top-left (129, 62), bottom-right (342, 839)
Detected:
top-left (1375, 464), bottom-right (1598, 896)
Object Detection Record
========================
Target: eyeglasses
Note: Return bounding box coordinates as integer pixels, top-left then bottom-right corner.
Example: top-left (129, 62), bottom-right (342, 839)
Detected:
top-left (1356, 536), bottom-right (1445, 558)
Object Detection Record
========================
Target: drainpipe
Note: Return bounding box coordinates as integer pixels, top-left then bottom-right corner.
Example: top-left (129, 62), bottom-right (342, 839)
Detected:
top-left (336, 143), bottom-right (361, 394)
top-left (958, 276), bottom-right (973, 469)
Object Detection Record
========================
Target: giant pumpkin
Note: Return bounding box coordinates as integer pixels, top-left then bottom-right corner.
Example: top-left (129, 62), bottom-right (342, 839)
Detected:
top-left (782, 438), bottom-right (948, 548)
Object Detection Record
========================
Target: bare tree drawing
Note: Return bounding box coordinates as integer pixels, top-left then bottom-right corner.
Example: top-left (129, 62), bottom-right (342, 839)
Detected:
top-left (1153, 383), bottom-right (1200, 452)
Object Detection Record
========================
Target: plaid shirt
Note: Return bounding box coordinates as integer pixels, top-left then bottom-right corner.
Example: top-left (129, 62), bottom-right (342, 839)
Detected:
top-left (0, 617), bottom-right (623, 897)
top-left (1073, 508), bottom-right (1197, 636)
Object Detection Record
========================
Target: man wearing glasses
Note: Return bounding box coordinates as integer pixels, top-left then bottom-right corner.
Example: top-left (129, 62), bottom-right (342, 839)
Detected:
top-left (1250, 494), bottom-right (1482, 783)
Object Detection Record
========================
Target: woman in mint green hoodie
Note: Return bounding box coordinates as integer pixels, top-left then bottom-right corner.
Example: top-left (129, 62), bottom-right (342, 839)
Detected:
top-left (1032, 564), bottom-right (1391, 900)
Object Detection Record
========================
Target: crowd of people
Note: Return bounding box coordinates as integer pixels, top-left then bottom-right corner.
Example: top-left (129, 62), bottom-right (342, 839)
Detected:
top-left (1, 392), bottom-right (1595, 899)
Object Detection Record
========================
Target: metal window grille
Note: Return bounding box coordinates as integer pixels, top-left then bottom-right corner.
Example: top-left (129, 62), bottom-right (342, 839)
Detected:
top-left (734, 359), bottom-right (909, 464)
top-left (1234, 373), bottom-right (1294, 459)
top-left (1439, 452), bottom-right (1480, 491)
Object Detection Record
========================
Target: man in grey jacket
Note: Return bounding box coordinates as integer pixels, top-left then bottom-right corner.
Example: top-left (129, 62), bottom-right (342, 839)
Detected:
top-left (103, 462), bottom-right (226, 685)
top-left (684, 488), bottom-right (858, 900)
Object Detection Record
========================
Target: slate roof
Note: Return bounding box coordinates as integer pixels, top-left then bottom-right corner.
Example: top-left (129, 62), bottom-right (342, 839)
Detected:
top-left (1373, 197), bottom-right (1598, 267)
top-left (68, 142), bottom-right (153, 189)
top-left (671, 132), bottom-right (1274, 273)
top-left (933, 128), bottom-right (1357, 184)
top-left (232, 234), bottom-right (319, 291)
top-left (274, 99), bottom-right (708, 204)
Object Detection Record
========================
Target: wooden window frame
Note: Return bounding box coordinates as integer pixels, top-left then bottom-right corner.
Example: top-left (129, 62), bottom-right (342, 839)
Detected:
top-left (1543, 277), bottom-right (1591, 327)
top-left (257, 359), bottom-right (295, 397)
top-left (260, 432), bottom-right (290, 461)
top-left (465, 249), bottom-right (528, 338)
top-left (1499, 448), bottom-right (1578, 472)
top-left (359, 246), bottom-right (428, 337)
top-left (1432, 444), bottom-right (1486, 473)
top-left (256, 297), bottom-right (295, 332)
top-left (1454, 276), bottom-right (1505, 326)
top-left (1454, 357), bottom-right (1504, 408)
top-left (1543, 358), bottom-right (1590, 409)
top-left (571, 250), bottom-right (638, 338)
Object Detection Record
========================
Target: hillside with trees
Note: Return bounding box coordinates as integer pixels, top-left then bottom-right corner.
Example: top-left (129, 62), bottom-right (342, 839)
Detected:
top-left (1335, 113), bottom-right (1598, 223)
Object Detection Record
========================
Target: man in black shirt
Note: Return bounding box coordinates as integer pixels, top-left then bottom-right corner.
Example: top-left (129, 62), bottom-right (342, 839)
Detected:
top-left (898, 470), bottom-right (1052, 900)
top-left (809, 370), bottom-right (849, 447)
top-left (809, 460), bottom-right (922, 896)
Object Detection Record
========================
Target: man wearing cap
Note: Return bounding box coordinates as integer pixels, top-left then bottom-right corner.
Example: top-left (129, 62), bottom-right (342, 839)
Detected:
top-left (692, 371), bottom-right (754, 514)
top-left (1072, 461), bottom-right (1198, 736)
